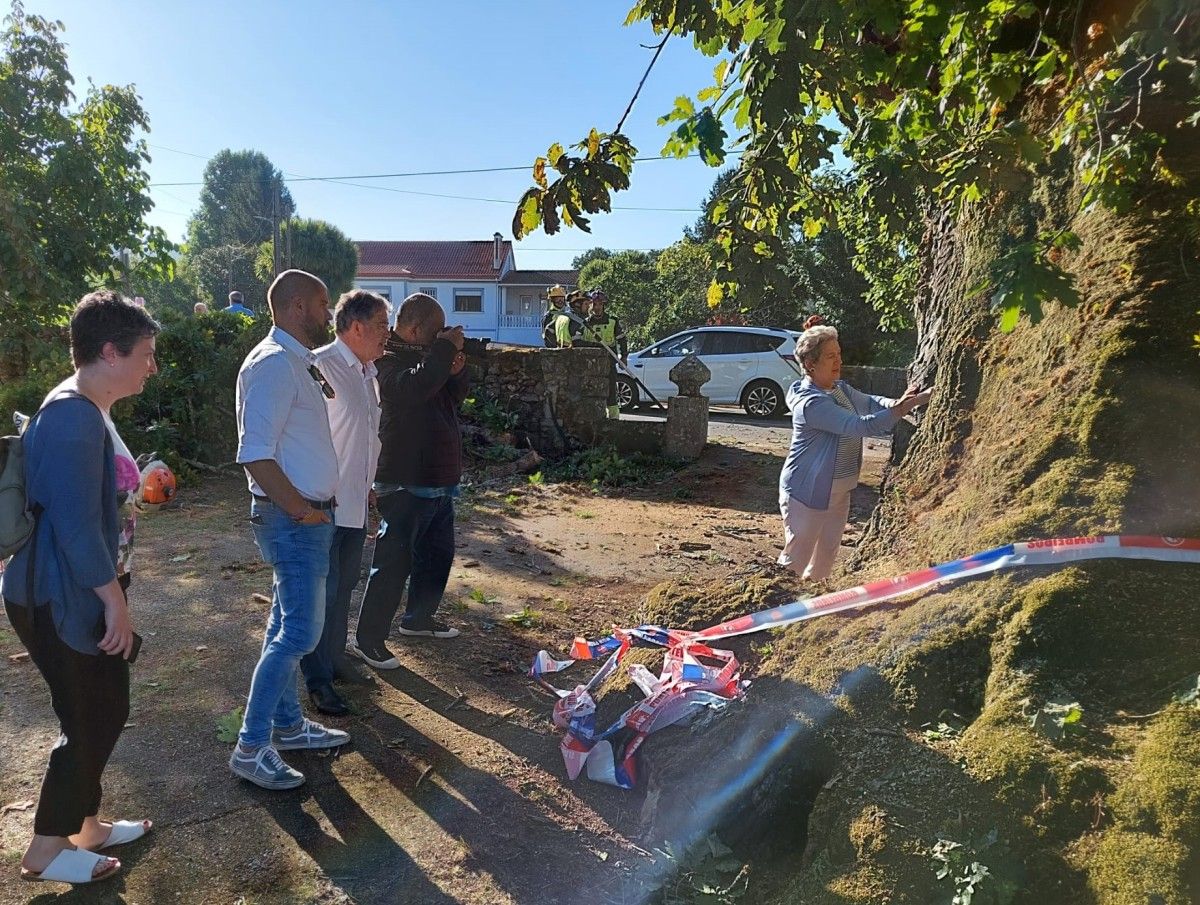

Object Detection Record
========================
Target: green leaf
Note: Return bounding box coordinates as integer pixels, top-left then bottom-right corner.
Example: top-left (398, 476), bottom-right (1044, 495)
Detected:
top-left (216, 706), bottom-right (244, 743)
top-left (998, 304), bottom-right (1021, 332)
top-left (1031, 49), bottom-right (1060, 84)
top-left (513, 189), bottom-right (542, 239)
top-left (802, 217), bottom-right (824, 239)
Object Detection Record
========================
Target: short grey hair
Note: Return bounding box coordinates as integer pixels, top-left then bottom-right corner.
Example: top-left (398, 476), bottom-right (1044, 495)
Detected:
top-left (334, 289), bottom-right (390, 334)
top-left (795, 325), bottom-right (839, 369)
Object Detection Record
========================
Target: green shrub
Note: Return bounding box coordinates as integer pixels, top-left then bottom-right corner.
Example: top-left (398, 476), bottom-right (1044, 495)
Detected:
top-left (547, 445), bottom-right (680, 487)
top-left (461, 394), bottom-right (519, 434)
top-left (1, 306), bottom-right (268, 481)
top-left (114, 308), bottom-right (270, 470)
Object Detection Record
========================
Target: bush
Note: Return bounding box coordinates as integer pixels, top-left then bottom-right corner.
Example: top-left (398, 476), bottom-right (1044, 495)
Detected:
top-left (2, 308), bottom-right (265, 482)
top-left (112, 309), bottom-right (270, 474)
top-left (546, 445), bottom-right (681, 487)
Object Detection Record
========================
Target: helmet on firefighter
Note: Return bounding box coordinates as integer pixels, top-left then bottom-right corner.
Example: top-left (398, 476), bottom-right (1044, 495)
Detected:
top-left (137, 459), bottom-right (177, 511)
top-left (547, 284), bottom-right (567, 302)
top-left (588, 288), bottom-right (608, 304)
top-left (567, 290), bottom-right (588, 309)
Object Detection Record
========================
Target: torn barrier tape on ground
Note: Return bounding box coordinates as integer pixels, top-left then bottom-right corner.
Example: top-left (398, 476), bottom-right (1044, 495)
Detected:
top-left (530, 535), bottom-right (1200, 789)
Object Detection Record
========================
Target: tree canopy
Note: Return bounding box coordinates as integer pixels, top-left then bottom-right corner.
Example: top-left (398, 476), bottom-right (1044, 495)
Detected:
top-left (514, 1), bottom-right (1199, 332)
top-left (186, 149), bottom-right (294, 252)
top-left (0, 3), bottom-right (171, 362)
top-left (254, 218), bottom-right (359, 300)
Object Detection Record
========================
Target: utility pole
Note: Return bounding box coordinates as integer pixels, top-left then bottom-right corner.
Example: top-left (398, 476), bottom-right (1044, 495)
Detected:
top-left (271, 182), bottom-right (281, 278)
top-left (285, 215), bottom-right (292, 270)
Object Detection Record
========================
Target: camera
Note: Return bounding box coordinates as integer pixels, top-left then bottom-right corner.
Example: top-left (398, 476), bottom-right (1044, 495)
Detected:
top-left (462, 336), bottom-right (491, 357)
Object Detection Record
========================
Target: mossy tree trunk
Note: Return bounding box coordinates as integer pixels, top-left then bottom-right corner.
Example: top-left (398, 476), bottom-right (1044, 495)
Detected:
top-left (837, 72), bottom-right (1200, 904)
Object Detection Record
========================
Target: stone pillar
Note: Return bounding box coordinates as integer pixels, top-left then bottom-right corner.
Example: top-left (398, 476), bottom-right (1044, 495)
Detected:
top-left (663, 354), bottom-right (710, 460)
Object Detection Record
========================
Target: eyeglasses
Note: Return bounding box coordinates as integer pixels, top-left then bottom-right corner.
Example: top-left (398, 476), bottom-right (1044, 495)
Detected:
top-left (308, 364), bottom-right (336, 399)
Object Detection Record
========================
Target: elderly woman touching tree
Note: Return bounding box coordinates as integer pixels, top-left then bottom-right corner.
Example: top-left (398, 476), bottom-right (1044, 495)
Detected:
top-left (778, 322), bottom-right (930, 581)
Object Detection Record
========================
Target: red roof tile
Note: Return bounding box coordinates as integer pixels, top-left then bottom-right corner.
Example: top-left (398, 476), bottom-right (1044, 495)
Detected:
top-left (356, 240), bottom-right (512, 281)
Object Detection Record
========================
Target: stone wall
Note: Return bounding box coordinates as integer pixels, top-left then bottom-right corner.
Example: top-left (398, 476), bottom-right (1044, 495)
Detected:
top-left (473, 344), bottom-right (712, 462)
top-left (473, 345), bottom-right (609, 457)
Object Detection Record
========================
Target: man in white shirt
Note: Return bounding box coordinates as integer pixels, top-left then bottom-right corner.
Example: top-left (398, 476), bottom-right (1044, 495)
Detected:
top-left (299, 290), bottom-right (389, 716)
top-left (229, 269), bottom-right (350, 791)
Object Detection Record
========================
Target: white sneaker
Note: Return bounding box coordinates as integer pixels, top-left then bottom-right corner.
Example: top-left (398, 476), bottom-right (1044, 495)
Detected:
top-left (272, 718), bottom-right (350, 752)
top-left (229, 744), bottom-right (305, 790)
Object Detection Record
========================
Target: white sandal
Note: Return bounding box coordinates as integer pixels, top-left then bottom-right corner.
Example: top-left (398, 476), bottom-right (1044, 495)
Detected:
top-left (96, 818), bottom-right (153, 850)
top-left (20, 848), bottom-right (120, 884)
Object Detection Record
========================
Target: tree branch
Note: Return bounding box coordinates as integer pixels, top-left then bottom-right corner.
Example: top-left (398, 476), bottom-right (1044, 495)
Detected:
top-left (615, 33), bottom-right (671, 134)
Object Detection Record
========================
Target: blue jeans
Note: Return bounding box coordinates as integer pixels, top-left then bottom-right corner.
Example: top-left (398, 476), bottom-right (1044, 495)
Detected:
top-left (354, 490), bottom-right (455, 647)
top-left (300, 525), bottom-right (367, 692)
top-left (239, 500), bottom-right (334, 749)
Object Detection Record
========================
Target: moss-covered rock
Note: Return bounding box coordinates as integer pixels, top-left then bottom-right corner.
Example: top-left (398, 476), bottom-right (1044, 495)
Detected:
top-left (1109, 706), bottom-right (1200, 840)
top-left (1085, 830), bottom-right (1192, 905)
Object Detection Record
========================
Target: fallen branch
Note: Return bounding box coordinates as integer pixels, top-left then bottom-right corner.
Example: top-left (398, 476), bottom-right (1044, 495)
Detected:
top-left (181, 456), bottom-right (238, 474)
top-left (471, 449), bottom-right (544, 487)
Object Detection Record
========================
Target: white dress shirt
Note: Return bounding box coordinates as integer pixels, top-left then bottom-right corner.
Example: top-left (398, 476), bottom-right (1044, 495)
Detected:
top-left (314, 336), bottom-right (382, 528)
top-left (236, 326), bottom-right (339, 502)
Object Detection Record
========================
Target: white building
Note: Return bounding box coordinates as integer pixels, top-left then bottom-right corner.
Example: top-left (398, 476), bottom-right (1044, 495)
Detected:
top-left (353, 233), bottom-right (578, 346)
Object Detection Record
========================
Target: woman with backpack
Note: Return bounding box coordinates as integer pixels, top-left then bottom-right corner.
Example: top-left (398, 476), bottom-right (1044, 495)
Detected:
top-left (1, 291), bottom-right (159, 885)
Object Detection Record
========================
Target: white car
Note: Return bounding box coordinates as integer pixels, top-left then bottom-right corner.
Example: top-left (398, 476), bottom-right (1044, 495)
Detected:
top-left (617, 326), bottom-right (804, 418)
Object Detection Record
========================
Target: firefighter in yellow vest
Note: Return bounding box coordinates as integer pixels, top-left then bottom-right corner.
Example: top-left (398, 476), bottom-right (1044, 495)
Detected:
top-left (554, 290), bottom-right (588, 348)
top-left (541, 284), bottom-right (568, 347)
top-left (583, 289), bottom-right (628, 418)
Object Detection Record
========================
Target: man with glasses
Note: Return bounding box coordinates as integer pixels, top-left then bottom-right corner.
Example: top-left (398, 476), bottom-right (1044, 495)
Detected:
top-left (300, 290), bottom-right (390, 716)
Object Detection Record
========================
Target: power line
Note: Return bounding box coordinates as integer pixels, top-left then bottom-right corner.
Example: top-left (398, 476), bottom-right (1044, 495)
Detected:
top-left (147, 147), bottom-right (735, 187)
top-left (146, 144), bottom-right (734, 212)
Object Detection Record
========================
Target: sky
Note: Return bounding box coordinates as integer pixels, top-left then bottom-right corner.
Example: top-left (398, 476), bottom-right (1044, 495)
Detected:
top-left (19, 0), bottom-right (734, 271)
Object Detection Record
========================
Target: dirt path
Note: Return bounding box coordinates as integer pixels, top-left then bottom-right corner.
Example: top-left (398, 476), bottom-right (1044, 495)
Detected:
top-left (0, 421), bottom-right (889, 904)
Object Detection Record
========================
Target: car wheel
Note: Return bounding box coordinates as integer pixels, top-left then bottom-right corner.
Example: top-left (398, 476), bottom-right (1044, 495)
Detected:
top-left (743, 379), bottom-right (784, 418)
top-left (615, 376), bottom-right (638, 411)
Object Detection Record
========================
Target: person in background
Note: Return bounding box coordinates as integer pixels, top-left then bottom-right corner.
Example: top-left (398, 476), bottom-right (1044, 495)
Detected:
top-left (229, 269), bottom-right (348, 791)
top-left (778, 323), bottom-right (931, 581)
top-left (541, 284), bottom-right (568, 347)
top-left (348, 293), bottom-right (467, 671)
top-left (193, 302), bottom-right (209, 315)
top-left (582, 289), bottom-right (628, 418)
top-left (1, 291), bottom-right (158, 885)
top-left (554, 290), bottom-right (588, 348)
top-left (300, 290), bottom-right (389, 716)
top-left (224, 290), bottom-right (255, 318)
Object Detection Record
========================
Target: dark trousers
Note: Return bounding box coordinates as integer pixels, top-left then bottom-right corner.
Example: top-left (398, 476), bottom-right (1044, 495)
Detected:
top-left (355, 491), bottom-right (455, 646)
top-left (300, 525), bottom-right (367, 692)
top-left (606, 362), bottom-right (618, 406)
top-left (4, 599), bottom-right (130, 837)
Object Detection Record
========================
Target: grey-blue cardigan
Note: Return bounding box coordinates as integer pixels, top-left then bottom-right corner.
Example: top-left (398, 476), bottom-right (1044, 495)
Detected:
top-left (779, 377), bottom-right (901, 510)
top-left (1, 395), bottom-right (118, 655)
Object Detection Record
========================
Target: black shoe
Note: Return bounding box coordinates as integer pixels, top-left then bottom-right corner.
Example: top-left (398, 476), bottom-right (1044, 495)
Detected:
top-left (333, 656), bottom-right (374, 685)
top-left (346, 638), bottom-right (401, 669)
top-left (398, 619), bottom-right (461, 639)
top-left (309, 685), bottom-right (350, 717)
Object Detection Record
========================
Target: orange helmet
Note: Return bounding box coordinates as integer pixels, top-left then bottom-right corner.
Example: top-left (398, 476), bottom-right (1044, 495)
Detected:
top-left (137, 459), bottom-right (177, 510)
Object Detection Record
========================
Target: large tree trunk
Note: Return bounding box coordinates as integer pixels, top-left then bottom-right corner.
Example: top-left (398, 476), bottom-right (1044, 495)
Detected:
top-left (634, 78), bottom-right (1200, 905)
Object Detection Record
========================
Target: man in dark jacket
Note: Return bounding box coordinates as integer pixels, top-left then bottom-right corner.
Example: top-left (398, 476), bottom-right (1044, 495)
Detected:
top-left (348, 293), bottom-right (468, 670)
